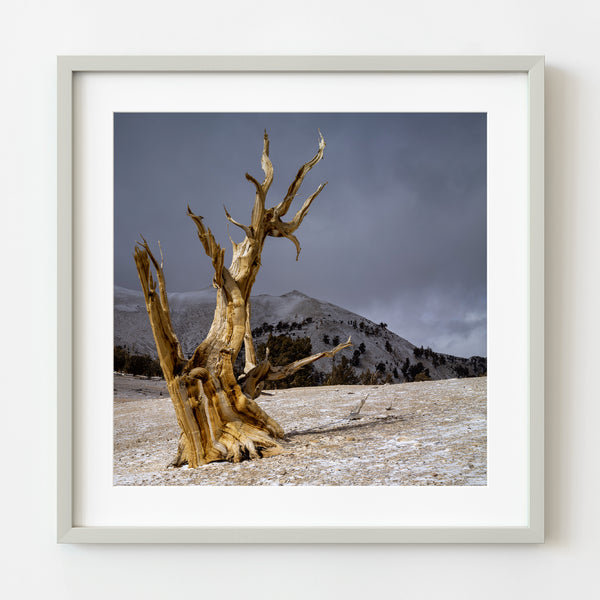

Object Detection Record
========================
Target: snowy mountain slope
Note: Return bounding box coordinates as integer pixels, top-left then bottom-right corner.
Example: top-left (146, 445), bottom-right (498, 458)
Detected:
top-left (114, 286), bottom-right (485, 381)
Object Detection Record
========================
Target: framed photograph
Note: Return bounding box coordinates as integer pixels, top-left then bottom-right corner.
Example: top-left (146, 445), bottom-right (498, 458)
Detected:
top-left (58, 55), bottom-right (544, 543)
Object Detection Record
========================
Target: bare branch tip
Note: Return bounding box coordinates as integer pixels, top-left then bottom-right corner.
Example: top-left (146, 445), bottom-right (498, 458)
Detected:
top-left (226, 222), bottom-right (235, 246)
top-left (158, 240), bottom-right (164, 267)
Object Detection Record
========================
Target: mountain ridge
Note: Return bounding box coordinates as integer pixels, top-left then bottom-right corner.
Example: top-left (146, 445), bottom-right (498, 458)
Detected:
top-left (114, 286), bottom-right (486, 382)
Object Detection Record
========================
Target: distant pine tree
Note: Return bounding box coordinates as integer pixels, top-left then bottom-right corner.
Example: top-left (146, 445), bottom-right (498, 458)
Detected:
top-left (326, 356), bottom-right (359, 385)
top-left (360, 369), bottom-right (379, 385)
top-left (114, 346), bottom-right (162, 378)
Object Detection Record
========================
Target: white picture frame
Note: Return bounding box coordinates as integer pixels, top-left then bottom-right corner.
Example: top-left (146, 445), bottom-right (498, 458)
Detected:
top-left (57, 55), bottom-right (544, 543)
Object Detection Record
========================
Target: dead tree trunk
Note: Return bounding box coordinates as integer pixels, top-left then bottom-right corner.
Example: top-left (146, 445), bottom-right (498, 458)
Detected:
top-left (134, 131), bottom-right (350, 467)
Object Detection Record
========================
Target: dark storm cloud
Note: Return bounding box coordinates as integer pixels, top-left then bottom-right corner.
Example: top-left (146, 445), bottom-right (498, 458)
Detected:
top-left (114, 113), bottom-right (487, 357)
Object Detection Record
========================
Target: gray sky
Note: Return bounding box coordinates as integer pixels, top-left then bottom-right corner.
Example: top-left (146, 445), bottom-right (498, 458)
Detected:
top-left (115, 113), bottom-right (486, 358)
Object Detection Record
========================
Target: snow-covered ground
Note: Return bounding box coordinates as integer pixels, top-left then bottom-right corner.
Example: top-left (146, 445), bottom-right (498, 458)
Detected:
top-left (114, 375), bottom-right (487, 486)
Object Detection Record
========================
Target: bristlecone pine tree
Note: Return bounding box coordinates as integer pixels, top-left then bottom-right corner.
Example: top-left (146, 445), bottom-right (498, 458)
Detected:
top-left (134, 131), bottom-right (351, 468)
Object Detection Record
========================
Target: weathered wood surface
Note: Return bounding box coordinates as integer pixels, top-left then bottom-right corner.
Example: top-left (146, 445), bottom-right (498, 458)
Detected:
top-left (135, 132), bottom-right (349, 467)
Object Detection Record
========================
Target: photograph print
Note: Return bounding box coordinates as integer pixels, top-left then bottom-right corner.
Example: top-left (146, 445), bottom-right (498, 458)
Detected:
top-left (113, 112), bottom-right (487, 486)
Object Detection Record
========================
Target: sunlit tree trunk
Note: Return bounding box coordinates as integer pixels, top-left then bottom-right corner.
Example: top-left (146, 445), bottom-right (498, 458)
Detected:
top-left (134, 132), bottom-right (351, 467)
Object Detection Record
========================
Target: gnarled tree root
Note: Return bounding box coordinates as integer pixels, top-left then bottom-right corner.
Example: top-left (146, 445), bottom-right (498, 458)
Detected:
top-left (169, 422), bottom-right (283, 467)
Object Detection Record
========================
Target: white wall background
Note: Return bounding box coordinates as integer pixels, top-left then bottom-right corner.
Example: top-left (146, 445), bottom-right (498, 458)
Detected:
top-left (1, 1), bottom-right (598, 598)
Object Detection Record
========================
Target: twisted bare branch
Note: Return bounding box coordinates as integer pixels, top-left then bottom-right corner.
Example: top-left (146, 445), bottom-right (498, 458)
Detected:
top-left (260, 130), bottom-right (273, 193)
top-left (288, 181), bottom-right (328, 231)
top-left (133, 241), bottom-right (185, 371)
top-left (223, 204), bottom-right (252, 237)
top-left (187, 205), bottom-right (226, 288)
top-left (268, 181), bottom-right (328, 259)
top-left (274, 130), bottom-right (326, 218)
top-left (240, 337), bottom-right (353, 399)
top-left (246, 173), bottom-right (266, 233)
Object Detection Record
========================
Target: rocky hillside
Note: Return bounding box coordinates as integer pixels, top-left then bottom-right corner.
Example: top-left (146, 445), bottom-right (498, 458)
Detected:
top-left (114, 286), bottom-right (486, 382)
